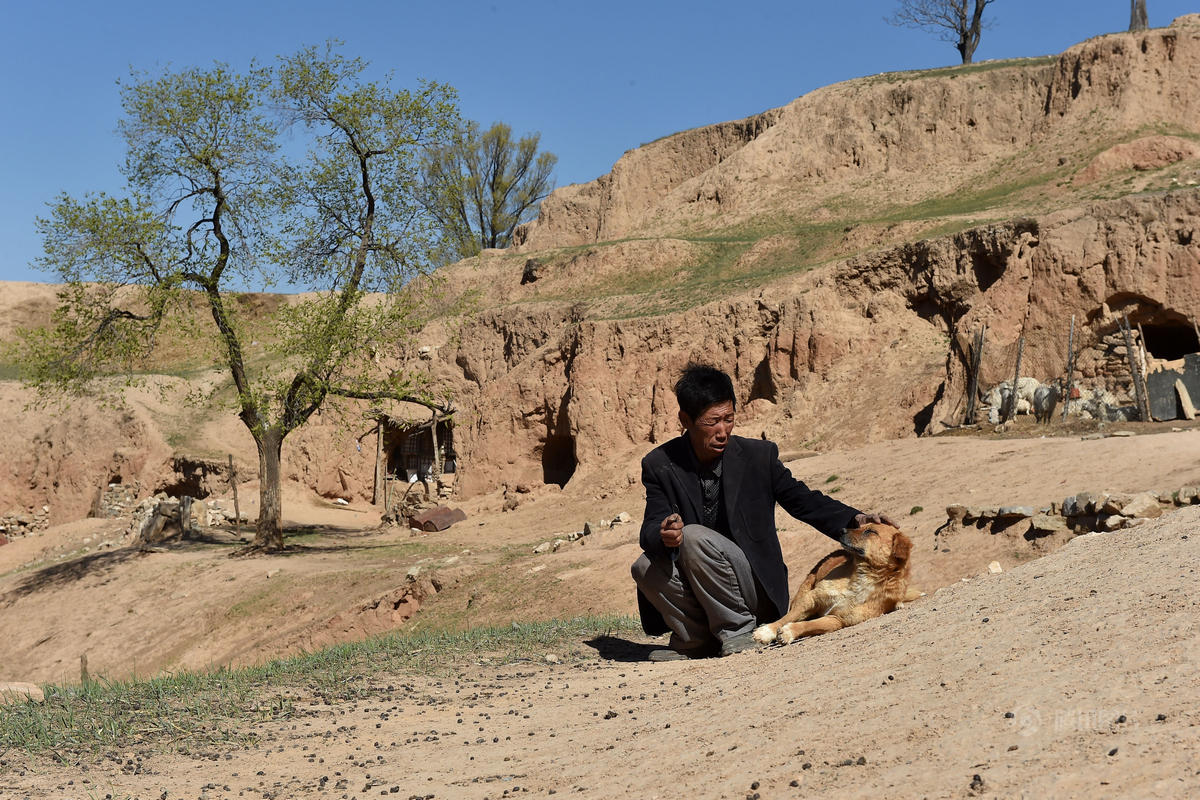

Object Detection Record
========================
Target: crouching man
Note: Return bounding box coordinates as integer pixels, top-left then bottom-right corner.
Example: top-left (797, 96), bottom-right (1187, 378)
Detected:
top-left (632, 364), bottom-right (893, 661)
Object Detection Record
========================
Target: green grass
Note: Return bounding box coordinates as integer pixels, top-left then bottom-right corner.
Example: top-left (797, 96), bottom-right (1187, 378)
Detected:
top-left (0, 615), bottom-right (639, 763)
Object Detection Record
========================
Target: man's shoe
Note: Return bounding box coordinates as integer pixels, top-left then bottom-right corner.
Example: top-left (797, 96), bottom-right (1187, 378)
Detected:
top-left (719, 630), bottom-right (762, 657)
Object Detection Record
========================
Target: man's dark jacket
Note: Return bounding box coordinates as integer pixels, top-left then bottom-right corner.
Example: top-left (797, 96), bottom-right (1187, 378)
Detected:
top-left (637, 434), bottom-right (861, 635)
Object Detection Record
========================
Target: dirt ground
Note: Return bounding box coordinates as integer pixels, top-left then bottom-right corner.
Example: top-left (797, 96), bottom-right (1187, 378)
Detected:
top-left (1, 425), bottom-right (1199, 798)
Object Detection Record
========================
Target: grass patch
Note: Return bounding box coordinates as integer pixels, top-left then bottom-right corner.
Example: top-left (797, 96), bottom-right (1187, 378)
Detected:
top-left (0, 361), bottom-right (26, 380)
top-left (0, 615), bottom-right (639, 762)
top-left (860, 55), bottom-right (1057, 86)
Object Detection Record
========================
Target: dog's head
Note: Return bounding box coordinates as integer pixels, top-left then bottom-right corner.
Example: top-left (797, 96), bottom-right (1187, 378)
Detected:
top-left (838, 523), bottom-right (912, 570)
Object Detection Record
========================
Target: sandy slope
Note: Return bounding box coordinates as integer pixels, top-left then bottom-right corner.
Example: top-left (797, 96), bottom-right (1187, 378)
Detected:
top-left (4, 505), bottom-right (1198, 799)
top-left (2, 425), bottom-right (1199, 690)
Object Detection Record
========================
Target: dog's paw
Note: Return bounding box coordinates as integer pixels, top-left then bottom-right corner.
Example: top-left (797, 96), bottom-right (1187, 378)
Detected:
top-left (752, 625), bottom-right (776, 645)
top-left (778, 625), bottom-right (797, 645)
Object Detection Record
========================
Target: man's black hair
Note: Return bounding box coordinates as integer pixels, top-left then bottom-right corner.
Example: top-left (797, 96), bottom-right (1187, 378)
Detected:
top-left (674, 363), bottom-right (736, 421)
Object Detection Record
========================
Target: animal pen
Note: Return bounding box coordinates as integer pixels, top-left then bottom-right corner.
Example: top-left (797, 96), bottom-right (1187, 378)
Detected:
top-left (369, 412), bottom-right (457, 508)
top-left (958, 306), bottom-right (1200, 427)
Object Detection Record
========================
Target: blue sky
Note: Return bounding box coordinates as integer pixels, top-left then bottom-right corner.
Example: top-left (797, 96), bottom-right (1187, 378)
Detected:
top-left (2, 0), bottom-right (1196, 284)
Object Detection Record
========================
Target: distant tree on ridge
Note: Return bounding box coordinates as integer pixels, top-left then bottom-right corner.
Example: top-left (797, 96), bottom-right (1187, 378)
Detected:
top-left (418, 121), bottom-right (557, 262)
top-left (887, 0), bottom-right (998, 65)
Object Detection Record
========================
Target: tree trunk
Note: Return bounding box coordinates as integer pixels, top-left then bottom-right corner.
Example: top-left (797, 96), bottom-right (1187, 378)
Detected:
top-left (254, 426), bottom-right (286, 551)
top-left (1130, 0), bottom-right (1149, 31)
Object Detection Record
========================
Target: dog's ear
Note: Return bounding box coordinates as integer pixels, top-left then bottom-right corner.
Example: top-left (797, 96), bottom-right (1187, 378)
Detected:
top-left (890, 533), bottom-right (912, 565)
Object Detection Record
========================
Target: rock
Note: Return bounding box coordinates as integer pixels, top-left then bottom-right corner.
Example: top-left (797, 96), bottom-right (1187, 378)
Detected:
top-left (1030, 514), bottom-right (1068, 533)
top-left (964, 507), bottom-right (983, 522)
top-left (265, 568), bottom-right (281, 579)
top-left (1061, 495), bottom-right (1080, 516)
top-left (945, 504), bottom-right (969, 522)
top-left (406, 565), bottom-right (422, 580)
top-left (1177, 486), bottom-right (1198, 505)
top-left (599, 518), bottom-right (611, 528)
top-left (502, 496), bottom-right (519, 512)
top-left (997, 506), bottom-right (1034, 519)
top-left (551, 538), bottom-right (567, 552)
top-left (533, 542), bottom-right (552, 554)
top-left (583, 521), bottom-right (600, 536)
top-left (1120, 492), bottom-right (1162, 519)
top-left (1100, 515), bottom-right (1124, 532)
top-left (1110, 430), bottom-right (1134, 437)
top-left (1075, 492), bottom-right (1099, 514)
top-left (1100, 493), bottom-right (1131, 515)
top-left (614, 511), bottom-right (632, 524)
top-left (1122, 517), bottom-right (1149, 528)
top-left (1156, 491), bottom-right (1174, 504)
top-left (544, 653), bottom-right (560, 664)
top-left (0, 682), bottom-right (44, 704)
top-left (987, 561), bottom-right (1003, 574)
top-left (980, 506), bottom-right (999, 518)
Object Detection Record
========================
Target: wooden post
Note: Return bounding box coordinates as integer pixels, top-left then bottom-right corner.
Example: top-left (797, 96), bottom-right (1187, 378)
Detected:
top-left (1062, 315), bottom-right (1075, 422)
top-left (429, 410), bottom-right (441, 479)
top-left (180, 495), bottom-right (194, 538)
top-left (373, 418), bottom-right (385, 506)
top-left (1121, 314), bottom-right (1151, 421)
top-left (1003, 313), bottom-right (1028, 423)
top-left (963, 325), bottom-right (986, 425)
top-left (228, 454), bottom-right (241, 538)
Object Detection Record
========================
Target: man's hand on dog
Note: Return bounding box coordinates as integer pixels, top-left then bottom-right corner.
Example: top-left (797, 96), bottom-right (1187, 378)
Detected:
top-left (853, 512), bottom-right (898, 528)
top-left (660, 512), bottom-right (684, 548)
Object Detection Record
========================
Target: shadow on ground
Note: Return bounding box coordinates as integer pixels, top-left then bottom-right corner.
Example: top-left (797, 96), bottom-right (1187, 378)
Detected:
top-left (3, 547), bottom-right (149, 601)
top-left (584, 635), bottom-right (661, 662)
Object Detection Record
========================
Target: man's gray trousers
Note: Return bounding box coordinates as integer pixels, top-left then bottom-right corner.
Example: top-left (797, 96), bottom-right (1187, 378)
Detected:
top-left (630, 524), bottom-right (773, 655)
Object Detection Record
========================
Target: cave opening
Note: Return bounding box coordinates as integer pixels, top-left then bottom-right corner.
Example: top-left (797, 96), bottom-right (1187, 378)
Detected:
top-left (1141, 322), bottom-right (1200, 361)
top-left (542, 434), bottom-right (577, 488)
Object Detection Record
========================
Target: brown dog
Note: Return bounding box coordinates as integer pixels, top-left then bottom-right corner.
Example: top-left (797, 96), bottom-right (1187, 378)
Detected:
top-left (753, 523), bottom-right (920, 646)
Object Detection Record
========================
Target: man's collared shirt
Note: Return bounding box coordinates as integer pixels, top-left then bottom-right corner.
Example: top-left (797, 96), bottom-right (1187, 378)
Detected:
top-left (698, 456), bottom-right (729, 535)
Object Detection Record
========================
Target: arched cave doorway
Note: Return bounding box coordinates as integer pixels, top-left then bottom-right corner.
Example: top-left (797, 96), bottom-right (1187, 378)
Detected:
top-left (542, 434), bottom-right (577, 488)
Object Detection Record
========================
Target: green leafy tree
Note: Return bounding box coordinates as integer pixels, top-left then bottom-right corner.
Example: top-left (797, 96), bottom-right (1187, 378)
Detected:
top-left (15, 45), bottom-right (459, 552)
top-left (887, 0), bottom-right (998, 65)
top-left (419, 121), bottom-right (556, 261)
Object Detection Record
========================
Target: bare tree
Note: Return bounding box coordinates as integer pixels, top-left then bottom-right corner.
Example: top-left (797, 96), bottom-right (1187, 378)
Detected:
top-left (1130, 0), bottom-right (1149, 31)
top-left (888, 0), bottom-right (998, 65)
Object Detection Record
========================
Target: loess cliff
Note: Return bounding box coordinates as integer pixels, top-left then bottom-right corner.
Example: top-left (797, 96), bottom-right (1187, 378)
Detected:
top-left (4, 18), bottom-right (1200, 515)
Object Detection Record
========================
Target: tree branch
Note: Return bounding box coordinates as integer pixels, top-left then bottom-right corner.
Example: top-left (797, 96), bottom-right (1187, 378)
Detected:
top-left (329, 385), bottom-right (454, 414)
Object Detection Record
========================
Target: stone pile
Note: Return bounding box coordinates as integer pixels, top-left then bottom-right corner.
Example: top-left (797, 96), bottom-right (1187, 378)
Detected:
top-left (94, 482), bottom-right (141, 518)
top-left (0, 506), bottom-right (51, 539)
top-left (532, 511), bottom-right (632, 554)
top-left (945, 485), bottom-right (1199, 536)
top-left (204, 498), bottom-right (248, 527)
top-left (129, 494), bottom-right (197, 544)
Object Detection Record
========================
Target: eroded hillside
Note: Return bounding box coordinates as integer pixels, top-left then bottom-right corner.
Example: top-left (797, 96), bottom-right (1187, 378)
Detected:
top-left (409, 17), bottom-right (1200, 496)
top-left (3, 19), bottom-right (1200, 513)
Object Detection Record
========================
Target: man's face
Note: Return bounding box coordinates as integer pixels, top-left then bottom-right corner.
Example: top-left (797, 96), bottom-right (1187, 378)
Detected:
top-left (681, 400), bottom-right (735, 464)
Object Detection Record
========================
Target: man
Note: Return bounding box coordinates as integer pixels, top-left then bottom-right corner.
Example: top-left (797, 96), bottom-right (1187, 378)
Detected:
top-left (631, 364), bottom-right (893, 661)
